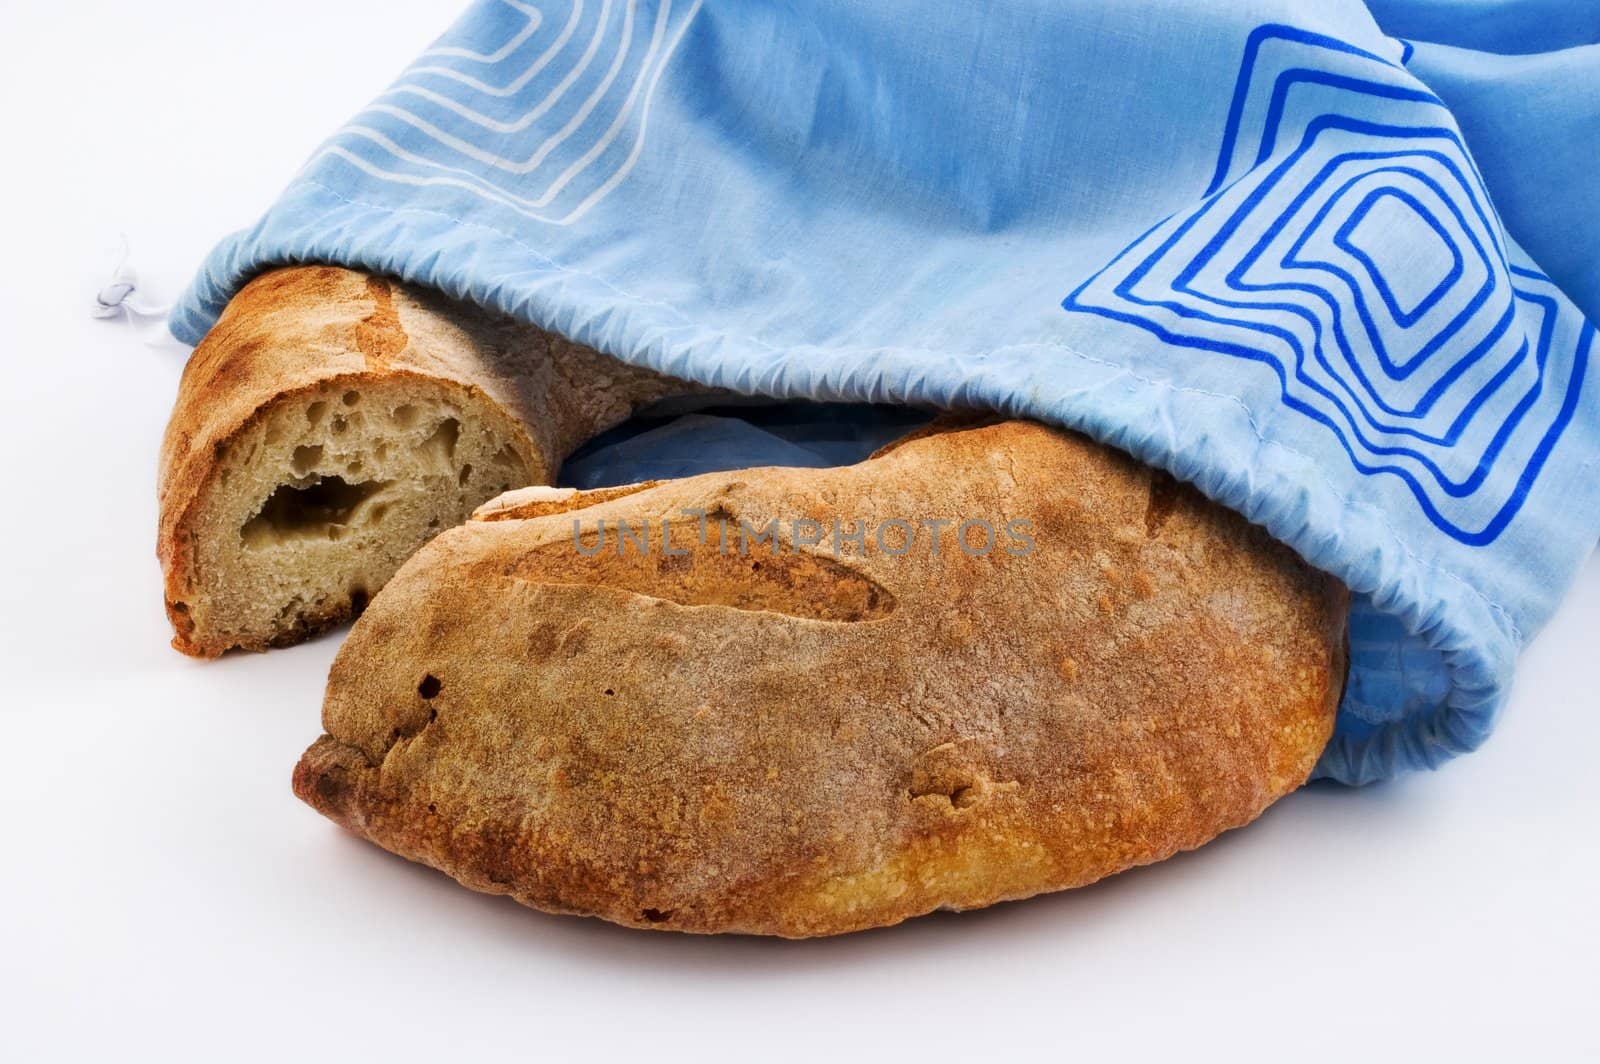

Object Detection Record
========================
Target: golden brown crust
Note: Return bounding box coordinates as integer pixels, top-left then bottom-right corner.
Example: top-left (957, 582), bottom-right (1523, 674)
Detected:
top-left (293, 420), bottom-right (1348, 937)
top-left (158, 266), bottom-right (688, 657)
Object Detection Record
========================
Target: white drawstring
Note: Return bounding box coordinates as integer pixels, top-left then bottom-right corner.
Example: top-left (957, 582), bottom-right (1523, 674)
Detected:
top-left (91, 236), bottom-right (189, 352)
top-left (91, 236), bottom-right (173, 322)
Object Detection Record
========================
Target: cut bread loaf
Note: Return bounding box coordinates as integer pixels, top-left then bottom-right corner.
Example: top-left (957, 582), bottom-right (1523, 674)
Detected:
top-left (294, 419), bottom-right (1348, 937)
top-left (158, 266), bottom-right (687, 657)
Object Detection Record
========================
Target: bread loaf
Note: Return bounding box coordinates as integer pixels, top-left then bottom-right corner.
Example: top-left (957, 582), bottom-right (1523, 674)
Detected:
top-left (157, 266), bottom-right (685, 656)
top-left (293, 419), bottom-right (1347, 936)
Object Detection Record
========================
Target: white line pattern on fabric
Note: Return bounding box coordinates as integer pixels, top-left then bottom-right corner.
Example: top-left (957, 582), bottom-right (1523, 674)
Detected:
top-left (362, 0), bottom-right (658, 167)
top-left (311, 0), bottom-right (702, 226)
top-left (401, 0), bottom-right (586, 99)
top-left (389, 0), bottom-right (614, 132)
top-left (420, 0), bottom-right (544, 64)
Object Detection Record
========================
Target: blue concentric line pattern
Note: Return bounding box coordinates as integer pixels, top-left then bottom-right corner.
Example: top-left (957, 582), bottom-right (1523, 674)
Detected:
top-left (1063, 25), bottom-right (1593, 545)
top-left (306, 0), bottom-right (704, 226)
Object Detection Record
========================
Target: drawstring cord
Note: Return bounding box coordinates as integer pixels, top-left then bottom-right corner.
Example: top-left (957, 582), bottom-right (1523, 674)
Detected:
top-left (91, 236), bottom-right (188, 352)
top-left (91, 236), bottom-right (173, 322)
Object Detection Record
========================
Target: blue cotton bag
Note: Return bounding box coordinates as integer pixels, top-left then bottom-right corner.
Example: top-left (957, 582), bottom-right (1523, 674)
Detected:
top-left (171, 0), bottom-right (1600, 784)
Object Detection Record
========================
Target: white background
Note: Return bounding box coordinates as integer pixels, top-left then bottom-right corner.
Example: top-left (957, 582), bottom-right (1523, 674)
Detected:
top-left (2, 2), bottom-right (1596, 1060)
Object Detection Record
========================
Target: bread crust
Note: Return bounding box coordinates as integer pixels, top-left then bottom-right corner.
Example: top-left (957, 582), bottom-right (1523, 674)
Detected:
top-left (158, 266), bottom-right (684, 656)
top-left (293, 420), bottom-right (1348, 937)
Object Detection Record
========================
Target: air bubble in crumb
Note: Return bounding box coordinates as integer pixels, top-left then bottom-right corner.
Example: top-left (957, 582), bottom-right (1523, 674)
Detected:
top-left (291, 445), bottom-right (323, 475)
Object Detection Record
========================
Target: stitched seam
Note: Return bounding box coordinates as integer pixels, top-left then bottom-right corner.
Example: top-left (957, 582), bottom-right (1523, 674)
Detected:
top-left (286, 176), bottom-right (1525, 646)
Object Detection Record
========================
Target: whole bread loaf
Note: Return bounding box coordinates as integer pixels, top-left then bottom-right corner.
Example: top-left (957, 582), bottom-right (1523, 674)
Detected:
top-left (157, 266), bottom-right (685, 656)
top-left (294, 419), bottom-right (1347, 937)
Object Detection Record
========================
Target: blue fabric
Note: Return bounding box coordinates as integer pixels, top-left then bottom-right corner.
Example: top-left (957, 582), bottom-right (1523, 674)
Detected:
top-left (559, 402), bottom-right (932, 487)
top-left (171, 0), bottom-right (1600, 784)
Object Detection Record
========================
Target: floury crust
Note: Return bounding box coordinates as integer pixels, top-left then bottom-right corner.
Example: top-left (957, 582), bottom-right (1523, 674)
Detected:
top-left (295, 419), bottom-right (1347, 937)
